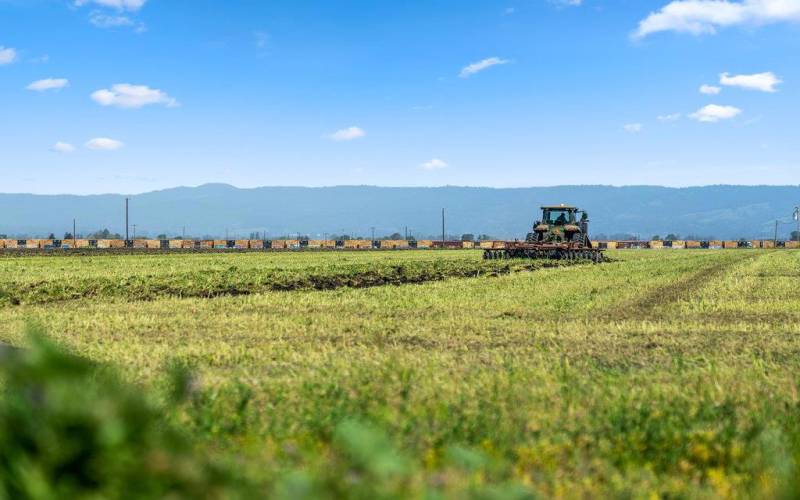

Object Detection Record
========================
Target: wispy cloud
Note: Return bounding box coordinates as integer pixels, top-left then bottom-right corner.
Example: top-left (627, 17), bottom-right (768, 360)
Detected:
top-left (720, 71), bottom-right (781, 92)
top-left (633, 0), bottom-right (800, 39)
top-left (86, 137), bottom-right (124, 150)
top-left (623, 123), bottom-right (643, 133)
top-left (74, 0), bottom-right (147, 11)
top-left (459, 57), bottom-right (510, 78)
top-left (51, 142), bottom-right (76, 153)
top-left (27, 78), bottom-right (69, 91)
top-left (91, 84), bottom-right (178, 109)
top-left (254, 31), bottom-right (269, 49)
top-left (328, 126), bottom-right (366, 141)
top-left (0, 46), bottom-right (17, 65)
top-left (699, 84), bottom-right (721, 94)
top-left (420, 158), bottom-right (448, 170)
top-left (89, 12), bottom-right (146, 32)
top-left (689, 104), bottom-right (742, 122)
top-left (657, 113), bottom-right (681, 122)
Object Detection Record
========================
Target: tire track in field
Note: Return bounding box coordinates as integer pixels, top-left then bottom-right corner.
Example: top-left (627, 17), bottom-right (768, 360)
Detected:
top-left (601, 252), bottom-right (759, 321)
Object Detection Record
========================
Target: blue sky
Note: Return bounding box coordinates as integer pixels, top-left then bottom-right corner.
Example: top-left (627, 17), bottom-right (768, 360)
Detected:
top-left (1, 0), bottom-right (798, 194)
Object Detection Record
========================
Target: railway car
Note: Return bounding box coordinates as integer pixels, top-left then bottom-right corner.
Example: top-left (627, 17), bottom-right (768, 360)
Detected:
top-left (649, 240), bottom-right (664, 249)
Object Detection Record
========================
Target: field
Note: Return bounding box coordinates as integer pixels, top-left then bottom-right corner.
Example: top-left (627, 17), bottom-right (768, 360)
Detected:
top-left (1, 249), bottom-right (800, 498)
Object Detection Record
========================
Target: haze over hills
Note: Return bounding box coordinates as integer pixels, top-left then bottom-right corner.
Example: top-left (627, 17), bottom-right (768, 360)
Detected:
top-left (1, 184), bottom-right (798, 240)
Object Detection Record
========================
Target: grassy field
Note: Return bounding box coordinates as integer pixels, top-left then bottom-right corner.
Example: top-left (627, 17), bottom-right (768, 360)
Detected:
top-left (1, 249), bottom-right (800, 498)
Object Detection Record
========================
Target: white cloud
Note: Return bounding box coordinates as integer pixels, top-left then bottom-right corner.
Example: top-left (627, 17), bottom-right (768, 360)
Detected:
top-left (27, 78), bottom-right (69, 92)
top-left (0, 46), bottom-right (17, 65)
top-left (86, 137), bottom-right (124, 150)
top-left (624, 123), bottom-right (644, 133)
top-left (51, 142), bottom-right (76, 153)
top-left (89, 13), bottom-right (145, 32)
top-left (74, 0), bottom-right (146, 11)
top-left (657, 113), bottom-right (682, 121)
top-left (420, 158), bottom-right (448, 170)
top-left (91, 84), bottom-right (178, 109)
top-left (328, 126), bottom-right (366, 141)
top-left (689, 104), bottom-right (742, 122)
top-left (633, 0), bottom-right (800, 39)
top-left (720, 71), bottom-right (781, 92)
top-left (699, 84), bottom-right (721, 94)
top-left (459, 57), bottom-right (510, 78)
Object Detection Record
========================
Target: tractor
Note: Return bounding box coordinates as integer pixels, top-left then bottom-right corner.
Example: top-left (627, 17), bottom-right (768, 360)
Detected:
top-left (483, 204), bottom-right (604, 262)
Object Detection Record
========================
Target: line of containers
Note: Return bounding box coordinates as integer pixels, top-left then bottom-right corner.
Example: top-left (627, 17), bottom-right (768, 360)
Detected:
top-left (1, 239), bottom-right (798, 250)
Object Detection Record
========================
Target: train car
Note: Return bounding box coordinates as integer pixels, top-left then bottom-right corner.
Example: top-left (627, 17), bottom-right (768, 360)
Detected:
top-left (0, 240), bottom-right (6, 249)
top-left (344, 239), bottom-right (372, 249)
top-left (212, 239), bottom-right (227, 249)
top-left (144, 239), bottom-right (160, 249)
top-left (95, 239), bottom-right (110, 249)
top-left (234, 239), bottom-right (249, 249)
top-left (167, 239), bottom-right (182, 249)
top-left (132, 239), bottom-right (147, 249)
top-left (785, 240), bottom-right (800, 249)
top-left (762, 240), bottom-right (775, 249)
top-left (649, 240), bottom-right (664, 249)
top-left (708, 240), bottom-right (723, 249)
top-left (416, 240), bottom-right (433, 249)
top-left (461, 241), bottom-right (475, 249)
top-left (750, 240), bottom-right (762, 249)
top-left (669, 240), bottom-right (685, 249)
top-left (723, 241), bottom-right (738, 249)
top-left (197, 240), bottom-right (213, 249)
top-left (109, 239), bottom-right (125, 248)
top-left (381, 240), bottom-right (410, 249)
top-left (685, 240), bottom-right (701, 249)
top-left (249, 240), bottom-right (264, 249)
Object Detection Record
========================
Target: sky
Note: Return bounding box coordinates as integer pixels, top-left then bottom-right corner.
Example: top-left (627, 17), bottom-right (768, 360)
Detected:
top-left (0, 0), bottom-right (799, 195)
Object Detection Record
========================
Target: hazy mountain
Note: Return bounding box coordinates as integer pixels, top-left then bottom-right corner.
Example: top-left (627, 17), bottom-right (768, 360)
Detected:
top-left (1, 184), bottom-right (798, 240)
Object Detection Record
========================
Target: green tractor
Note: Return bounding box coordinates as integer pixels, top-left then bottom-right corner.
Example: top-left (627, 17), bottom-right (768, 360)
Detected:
top-left (484, 204), bottom-right (604, 262)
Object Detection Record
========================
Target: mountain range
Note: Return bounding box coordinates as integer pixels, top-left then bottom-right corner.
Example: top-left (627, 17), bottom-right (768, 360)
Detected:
top-left (1, 184), bottom-right (799, 240)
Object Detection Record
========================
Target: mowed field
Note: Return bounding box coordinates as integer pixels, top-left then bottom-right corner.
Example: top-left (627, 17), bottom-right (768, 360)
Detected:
top-left (1, 249), bottom-right (800, 498)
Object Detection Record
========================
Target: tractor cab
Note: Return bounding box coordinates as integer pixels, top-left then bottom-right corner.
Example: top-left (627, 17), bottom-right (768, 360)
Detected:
top-left (528, 204), bottom-right (590, 244)
top-left (541, 205), bottom-right (578, 226)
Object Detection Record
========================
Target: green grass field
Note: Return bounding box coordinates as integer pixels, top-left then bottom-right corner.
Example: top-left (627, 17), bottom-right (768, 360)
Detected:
top-left (2, 249), bottom-right (799, 498)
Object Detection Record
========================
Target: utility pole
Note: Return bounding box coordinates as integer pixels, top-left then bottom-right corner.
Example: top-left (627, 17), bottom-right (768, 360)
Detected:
top-left (371, 226), bottom-right (375, 247)
top-left (774, 219), bottom-right (779, 245)
top-left (125, 198), bottom-right (129, 242)
top-left (441, 208), bottom-right (446, 248)
top-left (794, 207), bottom-right (800, 243)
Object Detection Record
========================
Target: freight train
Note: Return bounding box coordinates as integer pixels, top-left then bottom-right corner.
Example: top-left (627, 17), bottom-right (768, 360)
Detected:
top-left (0, 238), bottom-right (797, 251)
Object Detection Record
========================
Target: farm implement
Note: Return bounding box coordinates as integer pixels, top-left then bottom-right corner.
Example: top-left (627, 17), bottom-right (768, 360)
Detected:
top-left (483, 204), bottom-right (604, 263)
